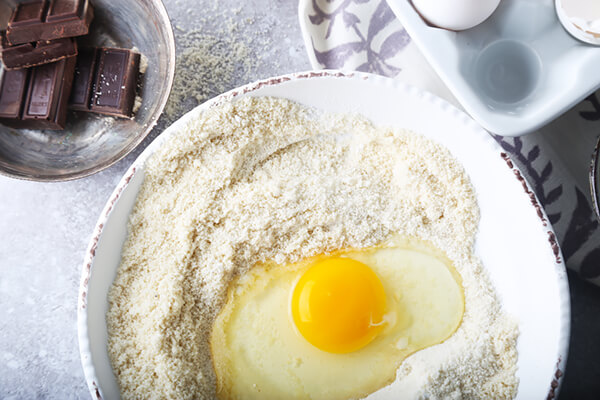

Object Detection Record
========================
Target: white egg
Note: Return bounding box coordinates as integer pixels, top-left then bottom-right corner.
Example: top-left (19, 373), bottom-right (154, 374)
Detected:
top-left (412, 0), bottom-right (501, 31)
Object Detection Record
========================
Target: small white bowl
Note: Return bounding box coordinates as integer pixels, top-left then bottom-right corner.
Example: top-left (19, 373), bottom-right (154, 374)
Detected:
top-left (386, 0), bottom-right (600, 136)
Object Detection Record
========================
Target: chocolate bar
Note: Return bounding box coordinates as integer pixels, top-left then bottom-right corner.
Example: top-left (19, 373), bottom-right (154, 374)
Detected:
top-left (6, 0), bottom-right (94, 45)
top-left (70, 48), bottom-right (140, 118)
top-left (0, 56), bottom-right (76, 129)
top-left (92, 48), bottom-right (140, 117)
top-left (69, 47), bottom-right (95, 111)
top-left (0, 69), bottom-right (29, 120)
top-left (0, 31), bottom-right (77, 70)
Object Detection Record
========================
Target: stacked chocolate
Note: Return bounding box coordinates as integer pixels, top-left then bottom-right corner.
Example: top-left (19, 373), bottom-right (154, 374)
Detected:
top-left (0, 0), bottom-right (141, 130)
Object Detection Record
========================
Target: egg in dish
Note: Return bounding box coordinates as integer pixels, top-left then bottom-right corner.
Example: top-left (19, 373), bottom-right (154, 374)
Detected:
top-left (210, 235), bottom-right (464, 400)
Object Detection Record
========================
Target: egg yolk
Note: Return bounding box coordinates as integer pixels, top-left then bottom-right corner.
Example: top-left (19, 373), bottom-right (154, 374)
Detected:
top-left (291, 257), bottom-right (387, 354)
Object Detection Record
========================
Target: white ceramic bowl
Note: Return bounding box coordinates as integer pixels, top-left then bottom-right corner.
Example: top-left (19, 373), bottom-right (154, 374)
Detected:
top-left (78, 71), bottom-right (570, 399)
top-left (386, 0), bottom-right (600, 136)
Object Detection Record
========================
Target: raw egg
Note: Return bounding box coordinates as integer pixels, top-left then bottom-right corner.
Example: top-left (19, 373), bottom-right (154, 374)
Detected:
top-left (291, 257), bottom-right (387, 354)
top-left (412, 0), bottom-right (501, 31)
top-left (210, 236), bottom-right (464, 400)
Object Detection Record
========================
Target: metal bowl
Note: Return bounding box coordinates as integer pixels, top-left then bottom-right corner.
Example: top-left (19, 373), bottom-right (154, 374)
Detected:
top-left (590, 135), bottom-right (600, 221)
top-left (0, 0), bottom-right (175, 181)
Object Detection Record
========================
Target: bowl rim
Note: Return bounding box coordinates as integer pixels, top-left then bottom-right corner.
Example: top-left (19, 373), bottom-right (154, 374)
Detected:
top-left (0, 0), bottom-right (176, 182)
top-left (77, 70), bottom-right (570, 399)
top-left (589, 134), bottom-right (600, 221)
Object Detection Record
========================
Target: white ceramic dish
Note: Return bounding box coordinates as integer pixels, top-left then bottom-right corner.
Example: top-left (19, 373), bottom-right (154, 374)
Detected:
top-left (386, 0), bottom-right (600, 137)
top-left (78, 71), bottom-right (570, 399)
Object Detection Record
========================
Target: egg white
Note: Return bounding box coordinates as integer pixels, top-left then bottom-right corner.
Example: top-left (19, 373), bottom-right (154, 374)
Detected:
top-left (210, 235), bottom-right (464, 400)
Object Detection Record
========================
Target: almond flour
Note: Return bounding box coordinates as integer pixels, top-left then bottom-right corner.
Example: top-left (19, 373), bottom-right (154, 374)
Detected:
top-left (107, 97), bottom-right (518, 399)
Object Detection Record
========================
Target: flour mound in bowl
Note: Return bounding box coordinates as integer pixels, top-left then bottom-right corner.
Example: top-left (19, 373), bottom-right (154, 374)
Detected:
top-left (106, 97), bottom-right (519, 399)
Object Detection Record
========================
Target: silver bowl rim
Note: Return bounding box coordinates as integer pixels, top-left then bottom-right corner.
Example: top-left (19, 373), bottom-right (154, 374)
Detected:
top-left (0, 0), bottom-right (176, 182)
top-left (590, 134), bottom-right (600, 221)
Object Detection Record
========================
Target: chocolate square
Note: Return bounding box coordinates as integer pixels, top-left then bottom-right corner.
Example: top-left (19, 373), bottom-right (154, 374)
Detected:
top-left (7, 0), bottom-right (93, 45)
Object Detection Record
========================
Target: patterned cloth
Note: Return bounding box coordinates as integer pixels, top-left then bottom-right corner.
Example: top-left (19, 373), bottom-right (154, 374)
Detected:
top-left (299, 0), bottom-right (600, 284)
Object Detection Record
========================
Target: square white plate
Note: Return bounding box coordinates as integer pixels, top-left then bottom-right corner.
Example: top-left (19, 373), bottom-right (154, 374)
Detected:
top-left (386, 0), bottom-right (600, 136)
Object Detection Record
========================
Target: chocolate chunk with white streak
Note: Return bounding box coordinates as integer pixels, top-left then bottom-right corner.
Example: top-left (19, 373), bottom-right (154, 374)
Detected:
top-left (89, 48), bottom-right (140, 118)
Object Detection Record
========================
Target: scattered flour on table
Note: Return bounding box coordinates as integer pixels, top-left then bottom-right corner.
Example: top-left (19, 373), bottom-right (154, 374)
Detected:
top-left (107, 97), bottom-right (519, 399)
top-left (163, 2), bottom-right (295, 124)
top-left (163, 29), bottom-right (253, 121)
top-left (164, 4), bottom-right (269, 123)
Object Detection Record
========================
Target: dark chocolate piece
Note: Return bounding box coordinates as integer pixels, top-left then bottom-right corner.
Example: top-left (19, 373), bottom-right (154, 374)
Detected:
top-left (47, 0), bottom-right (84, 22)
top-left (0, 31), bottom-right (77, 70)
top-left (22, 56), bottom-right (76, 129)
top-left (0, 56), bottom-right (76, 129)
top-left (0, 69), bottom-right (29, 120)
top-left (10, 1), bottom-right (47, 28)
top-left (7, 0), bottom-right (94, 45)
top-left (69, 47), bottom-right (96, 111)
top-left (70, 48), bottom-right (140, 118)
top-left (90, 48), bottom-right (139, 117)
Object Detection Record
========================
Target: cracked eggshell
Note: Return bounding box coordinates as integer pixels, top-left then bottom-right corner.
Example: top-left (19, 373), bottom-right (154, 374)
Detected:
top-left (556, 0), bottom-right (600, 45)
